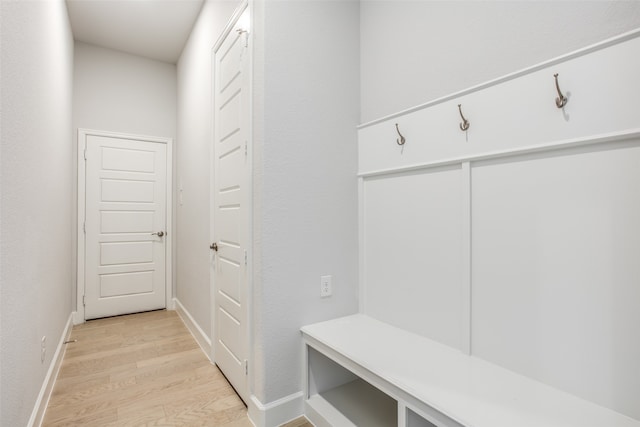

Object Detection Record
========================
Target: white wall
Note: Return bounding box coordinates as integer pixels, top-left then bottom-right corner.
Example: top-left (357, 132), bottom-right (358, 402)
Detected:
top-left (360, 1), bottom-right (640, 123)
top-left (471, 144), bottom-right (640, 419)
top-left (74, 42), bottom-right (177, 138)
top-left (73, 42), bottom-right (177, 311)
top-left (251, 0), bottom-right (360, 405)
top-left (176, 0), bottom-right (240, 341)
top-left (0, 1), bottom-right (74, 425)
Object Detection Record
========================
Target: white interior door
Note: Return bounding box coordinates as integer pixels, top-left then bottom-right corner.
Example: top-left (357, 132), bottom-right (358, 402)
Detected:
top-left (212, 6), bottom-right (250, 403)
top-left (84, 134), bottom-right (168, 320)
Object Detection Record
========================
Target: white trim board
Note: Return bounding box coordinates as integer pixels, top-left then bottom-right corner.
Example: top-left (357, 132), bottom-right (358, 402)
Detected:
top-left (358, 32), bottom-right (640, 176)
top-left (28, 313), bottom-right (73, 427)
top-left (76, 128), bottom-right (174, 324)
top-left (174, 298), bottom-right (212, 360)
top-left (359, 128), bottom-right (640, 179)
top-left (248, 392), bottom-right (305, 427)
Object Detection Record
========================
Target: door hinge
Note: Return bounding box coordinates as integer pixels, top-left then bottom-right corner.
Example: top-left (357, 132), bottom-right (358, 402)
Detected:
top-left (82, 295), bottom-right (86, 306)
top-left (244, 250), bottom-right (247, 266)
top-left (83, 222), bottom-right (86, 234)
top-left (244, 140), bottom-right (248, 157)
top-left (83, 148), bottom-right (87, 161)
top-left (237, 29), bottom-right (249, 48)
top-left (244, 359), bottom-right (248, 375)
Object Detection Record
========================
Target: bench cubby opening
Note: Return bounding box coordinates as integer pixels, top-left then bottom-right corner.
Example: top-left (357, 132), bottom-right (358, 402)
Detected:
top-left (406, 408), bottom-right (438, 427)
top-left (306, 346), bottom-right (397, 427)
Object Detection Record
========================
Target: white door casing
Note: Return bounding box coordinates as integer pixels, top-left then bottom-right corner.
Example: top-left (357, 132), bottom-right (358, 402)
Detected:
top-left (211, 5), bottom-right (251, 404)
top-left (77, 129), bottom-right (173, 322)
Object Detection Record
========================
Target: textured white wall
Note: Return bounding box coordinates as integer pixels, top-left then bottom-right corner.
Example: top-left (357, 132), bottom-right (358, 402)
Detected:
top-left (360, 1), bottom-right (640, 123)
top-left (252, 0), bottom-right (360, 404)
top-left (0, 1), bottom-right (74, 425)
top-left (74, 42), bottom-right (177, 137)
top-left (73, 42), bottom-right (177, 310)
top-left (175, 0), bottom-right (240, 340)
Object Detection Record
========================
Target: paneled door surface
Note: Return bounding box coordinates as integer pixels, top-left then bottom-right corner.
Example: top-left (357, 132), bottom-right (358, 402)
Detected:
top-left (212, 6), bottom-right (250, 403)
top-left (84, 134), bottom-right (168, 320)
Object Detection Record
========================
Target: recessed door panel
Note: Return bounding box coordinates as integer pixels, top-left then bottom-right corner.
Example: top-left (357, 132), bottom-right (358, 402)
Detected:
top-left (101, 211), bottom-right (154, 234)
top-left (219, 91), bottom-right (241, 141)
top-left (100, 241), bottom-right (153, 266)
top-left (100, 271), bottom-right (154, 298)
top-left (217, 256), bottom-right (240, 305)
top-left (101, 179), bottom-right (154, 203)
top-left (101, 146), bottom-right (155, 173)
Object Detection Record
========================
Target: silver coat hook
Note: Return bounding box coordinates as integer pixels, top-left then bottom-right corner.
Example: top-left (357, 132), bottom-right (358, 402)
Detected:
top-left (458, 104), bottom-right (470, 131)
top-left (554, 73), bottom-right (568, 108)
top-left (395, 123), bottom-right (406, 146)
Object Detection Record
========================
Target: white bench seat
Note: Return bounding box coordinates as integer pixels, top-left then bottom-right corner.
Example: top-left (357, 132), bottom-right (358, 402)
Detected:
top-left (301, 314), bottom-right (640, 427)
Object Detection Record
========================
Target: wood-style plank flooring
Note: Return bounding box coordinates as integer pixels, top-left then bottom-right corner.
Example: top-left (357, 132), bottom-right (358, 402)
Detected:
top-left (43, 310), bottom-right (312, 427)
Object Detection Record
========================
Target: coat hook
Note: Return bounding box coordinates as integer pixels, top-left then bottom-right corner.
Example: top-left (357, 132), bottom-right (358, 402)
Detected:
top-left (554, 73), bottom-right (567, 108)
top-left (395, 123), bottom-right (406, 146)
top-left (458, 104), bottom-right (470, 131)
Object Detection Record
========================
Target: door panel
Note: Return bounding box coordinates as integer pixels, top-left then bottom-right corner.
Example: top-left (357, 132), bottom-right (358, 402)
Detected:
top-left (219, 307), bottom-right (242, 358)
top-left (100, 241), bottom-right (153, 265)
top-left (100, 271), bottom-right (154, 297)
top-left (212, 6), bottom-right (250, 404)
top-left (101, 147), bottom-right (155, 172)
top-left (218, 258), bottom-right (240, 304)
top-left (101, 211), bottom-right (154, 233)
top-left (218, 209), bottom-right (240, 243)
top-left (101, 179), bottom-right (155, 202)
top-left (220, 93), bottom-right (242, 138)
top-left (84, 134), bottom-right (167, 320)
top-left (220, 36), bottom-right (242, 89)
top-left (218, 148), bottom-right (244, 191)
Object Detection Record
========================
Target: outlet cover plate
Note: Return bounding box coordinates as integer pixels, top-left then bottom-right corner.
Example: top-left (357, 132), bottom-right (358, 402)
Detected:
top-left (321, 275), bottom-right (332, 297)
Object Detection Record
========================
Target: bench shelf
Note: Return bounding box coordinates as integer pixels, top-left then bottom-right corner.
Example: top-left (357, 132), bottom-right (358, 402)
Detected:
top-left (307, 378), bottom-right (397, 427)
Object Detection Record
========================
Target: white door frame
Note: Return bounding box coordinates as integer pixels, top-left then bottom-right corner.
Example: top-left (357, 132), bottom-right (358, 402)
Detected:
top-left (210, 0), bottom-right (253, 381)
top-left (76, 128), bottom-right (173, 324)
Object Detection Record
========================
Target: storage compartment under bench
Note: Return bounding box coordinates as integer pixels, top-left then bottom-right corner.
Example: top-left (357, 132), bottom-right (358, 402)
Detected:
top-left (306, 346), bottom-right (398, 427)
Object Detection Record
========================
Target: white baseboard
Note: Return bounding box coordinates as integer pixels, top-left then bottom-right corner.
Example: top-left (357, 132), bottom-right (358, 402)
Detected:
top-left (248, 392), bottom-right (305, 427)
top-left (28, 313), bottom-right (73, 427)
top-left (71, 310), bottom-right (84, 325)
top-left (173, 298), bottom-right (212, 360)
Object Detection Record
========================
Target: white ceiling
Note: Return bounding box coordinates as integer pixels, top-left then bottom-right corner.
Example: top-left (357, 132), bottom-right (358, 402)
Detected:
top-left (66, 0), bottom-right (204, 64)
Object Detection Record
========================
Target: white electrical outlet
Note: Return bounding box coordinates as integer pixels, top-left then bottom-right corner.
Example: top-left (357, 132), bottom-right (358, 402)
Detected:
top-left (41, 336), bottom-right (46, 363)
top-left (320, 275), bottom-right (332, 297)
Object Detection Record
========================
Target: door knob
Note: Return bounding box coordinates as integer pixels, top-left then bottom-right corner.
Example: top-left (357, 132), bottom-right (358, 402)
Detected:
top-left (151, 231), bottom-right (165, 237)
top-left (210, 242), bottom-right (219, 251)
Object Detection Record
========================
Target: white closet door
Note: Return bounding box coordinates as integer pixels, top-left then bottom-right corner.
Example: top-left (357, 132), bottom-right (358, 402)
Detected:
top-left (212, 6), bottom-right (250, 404)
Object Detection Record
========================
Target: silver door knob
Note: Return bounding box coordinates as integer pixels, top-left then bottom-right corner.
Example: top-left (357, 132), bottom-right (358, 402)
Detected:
top-left (151, 231), bottom-right (165, 237)
top-left (210, 242), bottom-right (218, 251)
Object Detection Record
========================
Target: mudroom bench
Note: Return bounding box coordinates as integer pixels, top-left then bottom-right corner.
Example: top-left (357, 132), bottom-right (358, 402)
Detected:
top-left (301, 314), bottom-right (639, 427)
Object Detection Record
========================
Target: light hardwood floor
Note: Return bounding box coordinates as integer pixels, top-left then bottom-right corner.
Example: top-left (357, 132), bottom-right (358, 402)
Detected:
top-left (43, 310), bottom-right (312, 427)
